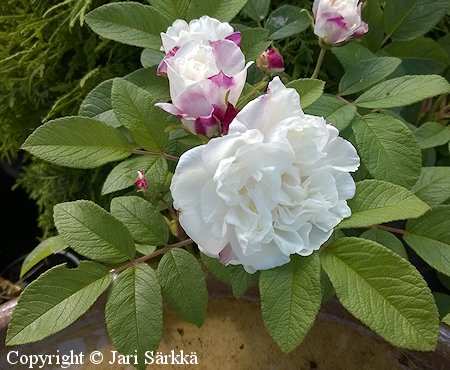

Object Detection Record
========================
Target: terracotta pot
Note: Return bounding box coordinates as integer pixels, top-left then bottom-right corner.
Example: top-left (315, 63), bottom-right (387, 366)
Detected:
top-left (1, 278), bottom-right (449, 369)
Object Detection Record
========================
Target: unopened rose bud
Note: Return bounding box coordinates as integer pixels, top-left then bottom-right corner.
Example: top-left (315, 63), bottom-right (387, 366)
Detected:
top-left (313, 0), bottom-right (368, 46)
top-left (134, 170), bottom-right (148, 191)
top-left (256, 48), bottom-right (285, 74)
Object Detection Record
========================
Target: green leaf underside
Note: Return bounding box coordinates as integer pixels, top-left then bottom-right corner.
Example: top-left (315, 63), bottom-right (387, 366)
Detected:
top-left (158, 249), bottom-right (208, 326)
top-left (287, 79), bottom-right (325, 108)
top-left (339, 57), bottom-right (401, 95)
top-left (355, 75), bottom-right (450, 108)
top-left (338, 180), bottom-right (430, 229)
top-left (321, 237), bottom-right (438, 350)
top-left (266, 5), bottom-right (310, 40)
top-left (353, 113), bottom-right (422, 188)
top-left (54, 200), bottom-right (135, 264)
top-left (20, 236), bottom-right (68, 278)
top-left (260, 254), bottom-right (322, 353)
top-left (360, 229), bottom-right (408, 259)
top-left (304, 94), bottom-right (356, 132)
top-left (200, 254), bottom-right (258, 298)
top-left (6, 261), bottom-right (111, 346)
top-left (21, 117), bottom-right (132, 169)
top-left (102, 156), bottom-right (167, 196)
top-left (112, 78), bottom-right (169, 152)
top-left (110, 196), bottom-right (169, 246)
top-left (412, 167), bottom-right (450, 207)
top-left (383, 0), bottom-right (450, 41)
top-left (404, 206), bottom-right (450, 277)
top-left (85, 3), bottom-right (171, 49)
top-left (414, 122), bottom-right (450, 149)
top-left (106, 265), bottom-right (162, 368)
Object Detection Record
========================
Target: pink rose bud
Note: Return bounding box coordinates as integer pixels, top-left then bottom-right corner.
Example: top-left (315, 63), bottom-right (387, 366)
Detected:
top-left (134, 171), bottom-right (148, 191)
top-left (313, 0), bottom-right (368, 45)
top-left (256, 48), bottom-right (285, 74)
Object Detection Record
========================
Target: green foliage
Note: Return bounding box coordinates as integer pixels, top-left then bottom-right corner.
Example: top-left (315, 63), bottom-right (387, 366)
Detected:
top-left (6, 261), bottom-right (111, 345)
top-left (21, 117), bottom-right (132, 169)
top-left (106, 264), bottom-right (162, 369)
top-left (321, 237), bottom-right (439, 351)
top-left (158, 249), bottom-right (208, 326)
top-left (85, 3), bottom-right (171, 49)
top-left (266, 5), bottom-right (310, 40)
top-left (260, 254), bottom-right (321, 353)
top-left (355, 75), bottom-right (450, 108)
top-left (242, 0), bottom-right (270, 22)
top-left (286, 78), bottom-right (325, 108)
top-left (110, 196), bottom-right (169, 246)
top-left (412, 167), bottom-right (450, 206)
top-left (404, 206), bottom-right (450, 277)
top-left (201, 254), bottom-right (259, 299)
top-left (353, 113), bottom-right (422, 188)
top-left (359, 229), bottom-right (408, 260)
top-left (54, 200), bottom-right (136, 264)
top-left (20, 236), bottom-right (68, 278)
top-left (338, 180), bottom-right (430, 229)
top-left (414, 122), bottom-right (450, 149)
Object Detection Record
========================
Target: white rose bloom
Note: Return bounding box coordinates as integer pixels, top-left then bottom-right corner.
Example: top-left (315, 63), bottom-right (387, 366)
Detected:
top-left (170, 77), bottom-right (360, 272)
top-left (160, 15), bottom-right (240, 53)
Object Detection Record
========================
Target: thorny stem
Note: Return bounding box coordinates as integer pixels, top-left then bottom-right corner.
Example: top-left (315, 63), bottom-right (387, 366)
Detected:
top-left (132, 149), bottom-right (179, 162)
top-left (110, 239), bottom-right (193, 275)
top-left (311, 48), bottom-right (326, 79)
top-left (373, 224), bottom-right (405, 235)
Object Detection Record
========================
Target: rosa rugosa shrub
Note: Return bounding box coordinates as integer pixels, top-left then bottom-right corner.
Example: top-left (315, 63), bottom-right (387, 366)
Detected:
top-left (6, 0), bottom-right (450, 367)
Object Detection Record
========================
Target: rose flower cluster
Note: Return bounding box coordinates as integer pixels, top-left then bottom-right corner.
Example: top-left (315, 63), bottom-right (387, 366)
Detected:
top-left (157, 1), bottom-right (365, 273)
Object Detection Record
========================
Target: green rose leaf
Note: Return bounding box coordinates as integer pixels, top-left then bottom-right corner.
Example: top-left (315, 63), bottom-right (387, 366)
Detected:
top-left (20, 236), bottom-right (68, 278)
top-left (360, 229), bottom-right (408, 259)
top-left (339, 57), bottom-right (401, 96)
top-left (266, 5), bottom-right (310, 40)
top-left (383, 38), bottom-right (450, 75)
top-left (338, 180), bottom-right (430, 229)
top-left (332, 42), bottom-right (374, 70)
top-left (110, 196), bottom-right (169, 246)
top-left (78, 79), bottom-right (120, 127)
top-left (140, 48), bottom-right (164, 68)
top-left (353, 113), bottom-right (422, 188)
top-left (304, 94), bottom-right (356, 132)
top-left (260, 254), bottom-right (322, 353)
top-left (321, 237), bottom-right (439, 351)
top-left (54, 200), bottom-right (135, 264)
top-left (239, 28), bottom-right (271, 62)
top-left (286, 79), bottom-right (325, 108)
top-left (383, 0), bottom-right (450, 41)
top-left (355, 75), bottom-right (450, 109)
top-left (6, 261), bottom-right (111, 345)
top-left (112, 79), bottom-right (169, 152)
top-left (404, 206), bottom-right (450, 277)
top-left (200, 254), bottom-right (259, 299)
top-left (85, 3), bottom-right (171, 49)
top-left (412, 167), bottom-right (450, 207)
top-left (187, 0), bottom-right (249, 22)
top-left (414, 122), bottom-right (450, 149)
top-left (21, 117), bottom-right (132, 169)
top-left (106, 264), bottom-right (162, 369)
top-left (102, 156), bottom-right (167, 196)
top-left (242, 0), bottom-right (270, 21)
top-left (158, 249), bottom-right (208, 326)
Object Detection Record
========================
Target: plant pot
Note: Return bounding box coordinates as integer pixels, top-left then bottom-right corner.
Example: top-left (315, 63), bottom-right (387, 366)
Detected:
top-left (1, 278), bottom-right (449, 369)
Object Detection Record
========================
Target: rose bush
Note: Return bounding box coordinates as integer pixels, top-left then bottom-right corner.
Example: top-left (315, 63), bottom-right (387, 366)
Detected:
top-left (171, 77), bottom-right (359, 272)
top-left (312, 0), bottom-right (368, 45)
top-left (7, 0), bottom-right (450, 366)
